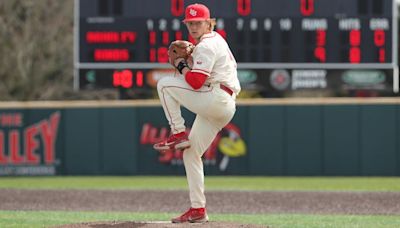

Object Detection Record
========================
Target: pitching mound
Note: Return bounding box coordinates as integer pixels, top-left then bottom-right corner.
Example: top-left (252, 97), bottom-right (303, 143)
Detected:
top-left (54, 221), bottom-right (268, 228)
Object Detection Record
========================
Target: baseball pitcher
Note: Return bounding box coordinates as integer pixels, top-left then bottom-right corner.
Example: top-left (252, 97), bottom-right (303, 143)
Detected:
top-left (154, 3), bottom-right (241, 223)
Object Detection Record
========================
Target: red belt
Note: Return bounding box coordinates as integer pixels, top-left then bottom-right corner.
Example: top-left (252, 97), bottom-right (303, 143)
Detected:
top-left (220, 84), bottom-right (233, 96)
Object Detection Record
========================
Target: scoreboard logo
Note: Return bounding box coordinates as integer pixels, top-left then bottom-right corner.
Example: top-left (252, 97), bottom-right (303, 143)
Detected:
top-left (270, 70), bottom-right (290, 91)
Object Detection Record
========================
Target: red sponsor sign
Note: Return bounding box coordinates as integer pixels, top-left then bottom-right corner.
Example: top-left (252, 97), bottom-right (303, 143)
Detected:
top-left (0, 112), bottom-right (60, 175)
top-left (140, 122), bottom-right (247, 171)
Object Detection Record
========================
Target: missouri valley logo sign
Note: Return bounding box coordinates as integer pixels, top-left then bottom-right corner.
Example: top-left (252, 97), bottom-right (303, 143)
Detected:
top-left (0, 111), bottom-right (61, 175)
top-left (140, 123), bottom-right (247, 171)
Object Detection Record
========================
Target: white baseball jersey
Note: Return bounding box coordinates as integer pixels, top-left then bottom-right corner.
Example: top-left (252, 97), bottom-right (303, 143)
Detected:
top-left (156, 31), bottom-right (240, 209)
top-left (191, 32), bottom-right (241, 95)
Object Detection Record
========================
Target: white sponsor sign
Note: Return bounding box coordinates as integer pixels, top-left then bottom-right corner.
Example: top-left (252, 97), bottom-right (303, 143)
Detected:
top-left (291, 70), bottom-right (327, 90)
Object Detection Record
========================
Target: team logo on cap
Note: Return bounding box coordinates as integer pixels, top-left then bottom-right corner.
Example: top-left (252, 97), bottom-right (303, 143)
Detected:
top-left (189, 8), bottom-right (197, 16)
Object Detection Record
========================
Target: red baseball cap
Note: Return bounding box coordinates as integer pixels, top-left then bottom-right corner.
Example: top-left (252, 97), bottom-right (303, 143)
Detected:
top-left (183, 4), bottom-right (210, 22)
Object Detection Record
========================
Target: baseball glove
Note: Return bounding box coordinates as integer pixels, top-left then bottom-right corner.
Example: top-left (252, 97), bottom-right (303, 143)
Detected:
top-left (168, 40), bottom-right (195, 66)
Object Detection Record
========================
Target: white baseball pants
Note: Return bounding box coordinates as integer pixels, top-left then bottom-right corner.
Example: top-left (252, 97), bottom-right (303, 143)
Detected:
top-left (157, 75), bottom-right (236, 208)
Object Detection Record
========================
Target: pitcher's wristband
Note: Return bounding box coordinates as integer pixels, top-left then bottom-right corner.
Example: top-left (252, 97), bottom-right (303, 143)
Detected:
top-left (176, 60), bottom-right (189, 75)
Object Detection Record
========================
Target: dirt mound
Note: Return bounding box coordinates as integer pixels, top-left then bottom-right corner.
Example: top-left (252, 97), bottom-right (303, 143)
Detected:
top-left (53, 221), bottom-right (268, 228)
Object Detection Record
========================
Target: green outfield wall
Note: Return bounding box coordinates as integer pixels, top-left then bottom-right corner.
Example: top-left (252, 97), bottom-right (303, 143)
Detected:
top-left (0, 98), bottom-right (399, 176)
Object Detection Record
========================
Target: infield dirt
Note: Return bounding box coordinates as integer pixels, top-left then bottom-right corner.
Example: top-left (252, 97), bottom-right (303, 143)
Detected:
top-left (1, 189), bottom-right (399, 227)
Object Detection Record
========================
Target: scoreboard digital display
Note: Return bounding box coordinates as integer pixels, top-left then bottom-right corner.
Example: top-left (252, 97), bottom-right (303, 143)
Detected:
top-left (74, 0), bottom-right (398, 97)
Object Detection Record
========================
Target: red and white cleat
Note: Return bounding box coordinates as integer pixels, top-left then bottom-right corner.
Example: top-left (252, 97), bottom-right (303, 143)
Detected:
top-left (171, 207), bottom-right (209, 223)
top-left (153, 132), bottom-right (190, 151)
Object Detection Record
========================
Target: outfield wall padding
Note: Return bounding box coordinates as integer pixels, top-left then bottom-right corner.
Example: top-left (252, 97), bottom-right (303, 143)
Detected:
top-left (0, 99), bottom-right (399, 176)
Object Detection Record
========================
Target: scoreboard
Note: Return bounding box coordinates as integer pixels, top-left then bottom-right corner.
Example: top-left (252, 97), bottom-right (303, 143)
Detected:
top-left (74, 0), bottom-right (398, 98)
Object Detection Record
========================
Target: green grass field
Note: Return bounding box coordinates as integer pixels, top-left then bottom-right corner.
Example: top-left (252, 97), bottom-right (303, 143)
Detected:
top-left (1, 211), bottom-right (400, 228)
top-left (1, 176), bottom-right (400, 228)
top-left (1, 176), bottom-right (400, 191)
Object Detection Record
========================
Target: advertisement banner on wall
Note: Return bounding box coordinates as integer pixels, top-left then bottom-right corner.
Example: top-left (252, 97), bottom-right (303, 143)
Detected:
top-left (0, 110), bottom-right (62, 176)
top-left (238, 68), bottom-right (396, 98)
top-left (136, 107), bottom-right (248, 175)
